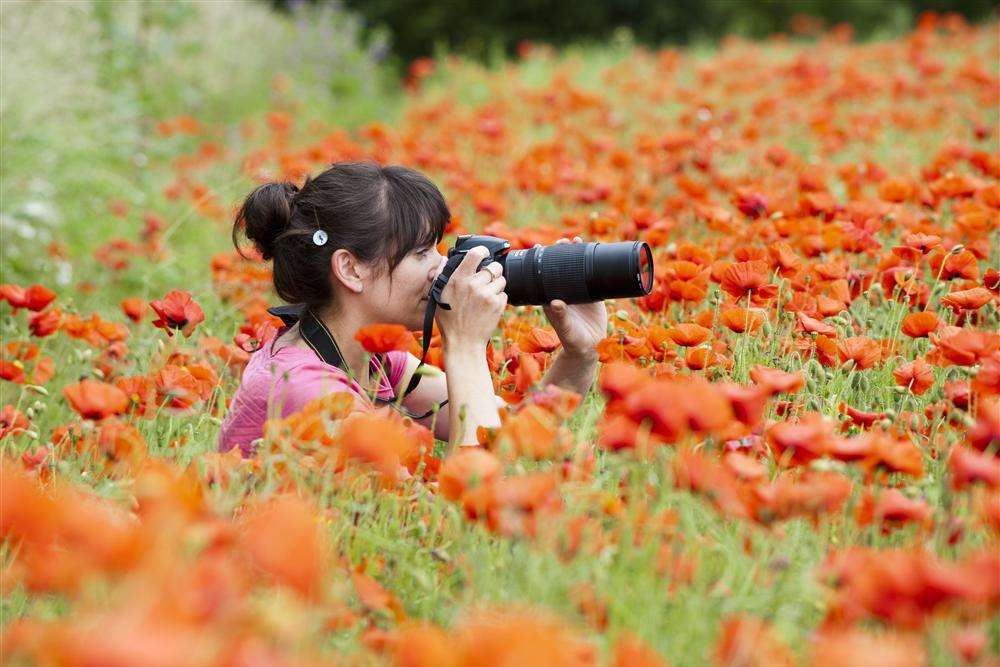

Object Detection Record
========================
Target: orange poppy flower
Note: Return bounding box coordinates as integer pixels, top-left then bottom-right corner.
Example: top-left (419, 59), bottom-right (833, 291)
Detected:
top-left (1, 405), bottom-right (29, 439)
top-left (518, 326), bottom-right (561, 353)
top-left (493, 404), bottom-right (574, 460)
top-left (935, 329), bottom-right (1000, 366)
top-left (439, 448), bottom-right (502, 501)
top-left (766, 413), bottom-right (834, 465)
top-left (973, 351), bottom-right (1000, 395)
top-left (877, 176), bottom-right (914, 202)
top-left (928, 248), bottom-right (980, 281)
top-left (811, 629), bottom-right (924, 667)
top-left (120, 297), bottom-right (148, 323)
top-left (63, 379), bottom-right (129, 420)
top-left (354, 323), bottom-right (420, 355)
top-left (968, 397), bottom-right (1000, 452)
top-left (836, 336), bottom-right (882, 369)
top-left (149, 290), bottom-right (205, 337)
top-left (857, 488), bottom-right (932, 530)
top-left (719, 307), bottom-right (764, 333)
top-left (28, 309), bottom-right (61, 337)
top-left (242, 493), bottom-right (324, 599)
top-left (154, 365), bottom-right (202, 411)
top-left (0, 283), bottom-right (57, 312)
top-left (940, 286), bottom-right (992, 312)
top-left (796, 311), bottom-right (837, 336)
top-left (665, 323), bottom-right (711, 347)
top-left (719, 260), bottom-right (778, 300)
top-left (749, 365), bottom-right (804, 394)
top-left (900, 311), bottom-right (938, 338)
top-left (719, 383), bottom-right (770, 428)
top-left (892, 357), bottom-right (934, 394)
top-left (949, 446), bottom-right (1000, 490)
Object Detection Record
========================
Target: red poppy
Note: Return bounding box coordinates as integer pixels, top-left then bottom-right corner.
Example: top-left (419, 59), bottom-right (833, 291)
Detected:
top-left (900, 311), bottom-right (938, 338)
top-left (242, 493), bottom-right (324, 599)
top-left (892, 357), bottom-right (934, 395)
top-left (949, 446), bottom-right (999, 490)
top-left (439, 449), bottom-right (502, 501)
top-left (766, 414), bottom-right (834, 465)
top-left (0, 405), bottom-right (29, 439)
top-left (857, 488), bottom-right (932, 530)
top-left (940, 287), bottom-right (992, 312)
top-left (719, 307), bottom-right (765, 333)
top-left (120, 297), bottom-right (148, 323)
top-left (719, 261), bottom-right (778, 301)
top-left (0, 283), bottom-right (56, 312)
top-left (935, 330), bottom-right (1000, 366)
top-left (519, 326), bottom-right (561, 353)
top-left (63, 379), bottom-right (130, 420)
top-left (750, 365), bottom-right (804, 394)
top-left (796, 312), bottom-right (837, 336)
top-left (354, 323), bottom-right (420, 355)
top-left (665, 323), bottom-right (711, 347)
top-left (28, 309), bottom-right (61, 338)
top-left (836, 336), bottom-right (882, 369)
top-left (149, 290), bottom-right (205, 337)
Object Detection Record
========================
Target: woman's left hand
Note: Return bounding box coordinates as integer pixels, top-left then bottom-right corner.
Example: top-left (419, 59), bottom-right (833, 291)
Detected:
top-left (536, 236), bottom-right (608, 358)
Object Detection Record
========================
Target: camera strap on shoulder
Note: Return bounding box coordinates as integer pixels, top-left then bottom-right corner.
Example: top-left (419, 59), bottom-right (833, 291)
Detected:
top-left (266, 303), bottom-right (446, 421)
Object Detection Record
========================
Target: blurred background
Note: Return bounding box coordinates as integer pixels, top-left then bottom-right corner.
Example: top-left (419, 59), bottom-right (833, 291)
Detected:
top-left (292, 0), bottom-right (998, 68)
top-left (1, 0), bottom-right (996, 295)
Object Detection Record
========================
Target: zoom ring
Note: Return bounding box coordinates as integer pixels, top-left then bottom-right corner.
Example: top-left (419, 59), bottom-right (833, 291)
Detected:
top-left (540, 244), bottom-right (591, 304)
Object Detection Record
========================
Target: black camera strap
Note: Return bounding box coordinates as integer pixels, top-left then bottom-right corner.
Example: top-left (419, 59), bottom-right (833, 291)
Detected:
top-left (266, 303), bottom-right (446, 421)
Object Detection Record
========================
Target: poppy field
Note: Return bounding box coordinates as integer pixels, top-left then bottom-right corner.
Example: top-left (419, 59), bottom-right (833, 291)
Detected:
top-left (2, 14), bottom-right (999, 666)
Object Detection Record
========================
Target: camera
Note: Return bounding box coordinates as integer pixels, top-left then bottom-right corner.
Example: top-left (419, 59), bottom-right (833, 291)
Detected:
top-left (433, 234), bottom-right (654, 306)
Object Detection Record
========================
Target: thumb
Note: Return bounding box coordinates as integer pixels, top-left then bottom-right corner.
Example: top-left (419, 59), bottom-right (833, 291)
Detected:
top-left (548, 299), bottom-right (568, 316)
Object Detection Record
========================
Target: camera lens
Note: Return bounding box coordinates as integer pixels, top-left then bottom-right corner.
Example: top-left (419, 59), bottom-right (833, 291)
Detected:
top-left (501, 240), bottom-right (654, 306)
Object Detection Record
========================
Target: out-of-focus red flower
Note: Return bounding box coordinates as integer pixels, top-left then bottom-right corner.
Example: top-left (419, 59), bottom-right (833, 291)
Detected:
top-left (149, 290), bottom-right (205, 337)
top-left (63, 379), bottom-right (129, 420)
top-left (0, 283), bottom-right (57, 312)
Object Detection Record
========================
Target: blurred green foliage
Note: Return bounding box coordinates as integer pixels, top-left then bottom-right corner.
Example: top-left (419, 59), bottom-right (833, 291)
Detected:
top-left (276, 0), bottom-right (997, 67)
top-left (1, 0), bottom-right (395, 295)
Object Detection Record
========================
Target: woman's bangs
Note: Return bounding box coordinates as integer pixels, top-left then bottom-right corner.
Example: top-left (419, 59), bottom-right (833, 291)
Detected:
top-left (386, 192), bottom-right (447, 263)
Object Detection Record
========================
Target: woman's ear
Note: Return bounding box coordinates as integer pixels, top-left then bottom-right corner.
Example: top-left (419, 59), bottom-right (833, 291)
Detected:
top-left (330, 248), bottom-right (367, 294)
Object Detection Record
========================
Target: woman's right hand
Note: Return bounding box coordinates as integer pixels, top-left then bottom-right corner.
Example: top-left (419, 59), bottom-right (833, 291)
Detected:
top-left (435, 245), bottom-right (506, 348)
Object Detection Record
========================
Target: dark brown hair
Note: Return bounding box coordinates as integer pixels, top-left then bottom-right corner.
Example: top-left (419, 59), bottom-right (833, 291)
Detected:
top-left (233, 161), bottom-right (449, 310)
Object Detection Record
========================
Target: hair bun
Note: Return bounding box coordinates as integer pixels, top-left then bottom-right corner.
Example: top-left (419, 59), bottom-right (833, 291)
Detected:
top-left (234, 181), bottom-right (298, 260)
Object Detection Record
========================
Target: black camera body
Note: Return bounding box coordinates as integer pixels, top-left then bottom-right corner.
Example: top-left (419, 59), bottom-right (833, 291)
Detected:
top-left (432, 234), bottom-right (653, 307)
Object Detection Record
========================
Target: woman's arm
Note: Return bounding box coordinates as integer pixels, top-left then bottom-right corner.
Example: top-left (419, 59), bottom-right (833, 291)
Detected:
top-left (393, 350), bottom-right (506, 446)
top-left (538, 348), bottom-right (599, 399)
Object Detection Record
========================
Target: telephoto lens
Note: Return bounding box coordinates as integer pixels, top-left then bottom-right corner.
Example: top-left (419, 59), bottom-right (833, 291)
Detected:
top-left (500, 239), bottom-right (654, 306)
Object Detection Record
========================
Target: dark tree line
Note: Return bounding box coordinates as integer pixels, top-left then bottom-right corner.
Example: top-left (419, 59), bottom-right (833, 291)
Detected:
top-left (274, 0), bottom-right (997, 69)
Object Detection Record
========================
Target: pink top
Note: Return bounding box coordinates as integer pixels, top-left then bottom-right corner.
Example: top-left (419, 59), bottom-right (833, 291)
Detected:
top-left (217, 326), bottom-right (410, 457)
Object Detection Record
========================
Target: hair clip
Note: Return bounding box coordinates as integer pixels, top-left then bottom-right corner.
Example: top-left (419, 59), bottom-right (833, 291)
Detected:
top-left (312, 229), bottom-right (328, 246)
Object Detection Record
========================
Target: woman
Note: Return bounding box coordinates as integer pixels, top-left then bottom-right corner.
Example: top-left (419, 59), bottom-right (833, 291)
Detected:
top-left (218, 161), bottom-right (606, 456)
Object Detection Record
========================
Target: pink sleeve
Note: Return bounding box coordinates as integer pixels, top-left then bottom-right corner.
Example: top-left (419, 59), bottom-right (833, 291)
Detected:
top-left (385, 350), bottom-right (412, 394)
top-left (270, 360), bottom-right (367, 418)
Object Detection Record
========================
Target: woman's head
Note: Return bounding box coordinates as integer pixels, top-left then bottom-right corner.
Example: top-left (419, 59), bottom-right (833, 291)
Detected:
top-left (234, 161), bottom-right (449, 328)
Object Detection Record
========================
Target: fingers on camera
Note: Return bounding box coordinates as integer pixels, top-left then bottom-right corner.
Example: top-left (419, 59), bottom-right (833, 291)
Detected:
top-left (457, 246), bottom-right (490, 276)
